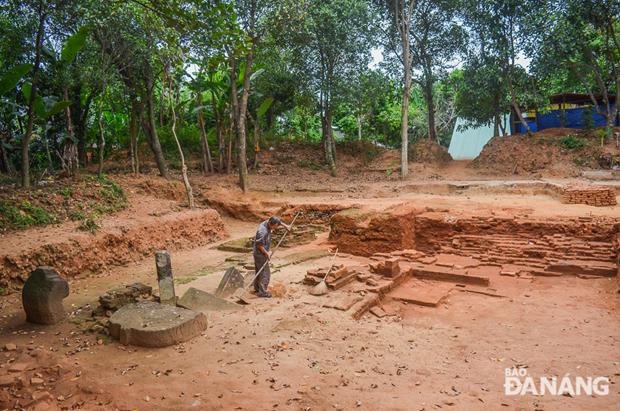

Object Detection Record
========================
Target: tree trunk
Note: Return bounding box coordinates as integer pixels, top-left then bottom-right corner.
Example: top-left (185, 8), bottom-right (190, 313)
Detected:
top-left (424, 77), bottom-right (437, 142)
top-left (400, 40), bottom-right (411, 178)
top-left (142, 83), bottom-right (169, 179)
top-left (249, 112), bottom-right (259, 169)
top-left (0, 130), bottom-right (13, 174)
top-left (357, 114), bottom-right (362, 140)
top-left (62, 86), bottom-right (79, 179)
top-left (196, 93), bottom-right (213, 173)
top-left (507, 76), bottom-right (531, 136)
top-left (226, 124), bottom-right (233, 174)
top-left (229, 56), bottom-right (239, 176)
top-left (44, 129), bottom-right (53, 172)
top-left (159, 75), bottom-right (166, 127)
top-left (74, 91), bottom-right (93, 167)
top-left (237, 44), bottom-right (255, 192)
top-left (129, 98), bottom-right (141, 175)
top-left (322, 105), bottom-right (337, 177)
top-left (168, 79), bottom-right (194, 208)
top-left (97, 94), bottom-right (105, 178)
top-left (212, 94), bottom-right (224, 173)
top-left (21, 2), bottom-right (46, 188)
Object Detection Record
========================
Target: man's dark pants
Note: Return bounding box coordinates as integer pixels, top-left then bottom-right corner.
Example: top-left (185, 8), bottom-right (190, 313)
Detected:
top-left (253, 253), bottom-right (270, 295)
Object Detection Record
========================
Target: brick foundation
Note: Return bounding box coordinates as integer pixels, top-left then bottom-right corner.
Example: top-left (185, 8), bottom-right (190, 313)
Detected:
top-left (559, 185), bottom-right (617, 207)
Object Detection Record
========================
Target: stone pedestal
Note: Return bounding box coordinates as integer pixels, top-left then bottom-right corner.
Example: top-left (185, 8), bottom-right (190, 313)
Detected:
top-left (155, 251), bottom-right (175, 305)
top-left (22, 267), bottom-right (69, 325)
top-left (108, 301), bottom-right (207, 347)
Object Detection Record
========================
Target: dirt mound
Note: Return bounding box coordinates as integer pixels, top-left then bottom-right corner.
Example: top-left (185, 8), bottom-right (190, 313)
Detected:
top-left (471, 135), bottom-right (575, 176)
top-left (470, 128), bottom-right (620, 176)
top-left (114, 174), bottom-right (187, 202)
top-left (409, 139), bottom-right (452, 164)
top-left (257, 141), bottom-right (384, 175)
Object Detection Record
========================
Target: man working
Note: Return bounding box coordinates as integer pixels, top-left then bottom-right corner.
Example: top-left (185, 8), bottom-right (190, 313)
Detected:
top-left (253, 216), bottom-right (290, 298)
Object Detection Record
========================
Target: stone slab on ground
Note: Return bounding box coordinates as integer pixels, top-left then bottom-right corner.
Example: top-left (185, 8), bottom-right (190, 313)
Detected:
top-left (178, 287), bottom-right (241, 312)
top-left (369, 306), bottom-right (388, 318)
top-left (216, 237), bottom-right (253, 253)
top-left (109, 301), bottom-right (207, 347)
top-left (408, 263), bottom-right (490, 286)
top-left (545, 260), bottom-right (617, 277)
top-left (388, 280), bottom-right (453, 307)
top-left (467, 265), bottom-right (503, 278)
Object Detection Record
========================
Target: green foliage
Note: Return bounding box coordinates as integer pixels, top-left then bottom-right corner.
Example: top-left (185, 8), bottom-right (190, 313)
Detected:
top-left (86, 175), bottom-right (127, 213)
top-left (0, 63), bottom-right (31, 95)
top-left (560, 135), bottom-right (586, 150)
top-left (61, 27), bottom-right (89, 64)
top-left (60, 187), bottom-right (73, 197)
top-left (0, 200), bottom-right (57, 230)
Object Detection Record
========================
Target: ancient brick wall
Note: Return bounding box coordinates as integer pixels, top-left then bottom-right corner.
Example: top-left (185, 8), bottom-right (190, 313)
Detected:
top-left (413, 213), bottom-right (618, 254)
top-left (329, 205), bottom-right (417, 256)
top-left (560, 185), bottom-right (617, 207)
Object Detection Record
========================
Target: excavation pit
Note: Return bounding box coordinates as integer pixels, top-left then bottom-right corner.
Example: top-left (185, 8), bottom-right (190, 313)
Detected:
top-left (309, 206), bottom-right (619, 318)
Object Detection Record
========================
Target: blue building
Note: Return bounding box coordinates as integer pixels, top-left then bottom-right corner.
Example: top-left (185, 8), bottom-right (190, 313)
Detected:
top-left (513, 93), bottom-right (618, 134)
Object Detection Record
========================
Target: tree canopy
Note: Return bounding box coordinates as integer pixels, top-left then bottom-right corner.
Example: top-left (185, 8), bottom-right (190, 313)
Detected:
top-left (0, 0), bottom-right (618, 191)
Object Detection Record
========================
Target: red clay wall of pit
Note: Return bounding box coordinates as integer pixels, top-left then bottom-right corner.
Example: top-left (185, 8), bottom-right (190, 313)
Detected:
top-left (1, 209), bottom-right (226, 287)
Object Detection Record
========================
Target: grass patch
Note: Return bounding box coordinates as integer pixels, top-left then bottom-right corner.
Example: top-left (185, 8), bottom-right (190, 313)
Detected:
top-left (0, 200), bottom-right (57, 230)
top-left (0, 174), bottom-right (128, 233)
top-left (560, 135), bottom-right (586, 150)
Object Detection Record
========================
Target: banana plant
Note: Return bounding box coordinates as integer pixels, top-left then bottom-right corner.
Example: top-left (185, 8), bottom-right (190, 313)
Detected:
top-left (0, 27), bottom-right (87, 179)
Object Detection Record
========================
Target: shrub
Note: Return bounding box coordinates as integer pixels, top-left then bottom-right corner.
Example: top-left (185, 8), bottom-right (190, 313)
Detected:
top-left (560, 135), bottom-right (586, 150)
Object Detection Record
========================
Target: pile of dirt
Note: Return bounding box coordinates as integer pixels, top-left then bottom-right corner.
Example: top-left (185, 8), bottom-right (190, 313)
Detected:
top-left (257, 141), bottom-right (384, 175)
top-left (409, 139), bottom-right (452, 164)
top-left (471, 127), bottom-right (620, 176)
top-left (471, 134), bottom-right (575, 176)
top-left (113, 174), bottom-right (187, 202)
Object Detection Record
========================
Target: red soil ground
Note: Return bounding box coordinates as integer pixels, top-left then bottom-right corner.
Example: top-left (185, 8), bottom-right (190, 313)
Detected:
top-left (0, 132), bottom-right (619, 410)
